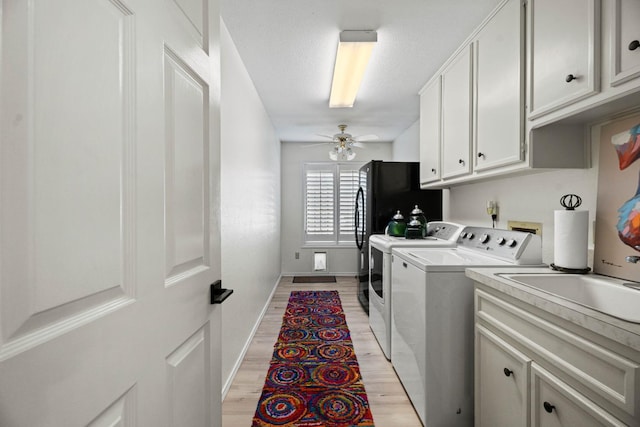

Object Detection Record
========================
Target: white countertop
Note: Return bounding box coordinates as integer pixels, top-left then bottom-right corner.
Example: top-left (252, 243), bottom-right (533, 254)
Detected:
top-left (465, 266), bottom-right (640, 353)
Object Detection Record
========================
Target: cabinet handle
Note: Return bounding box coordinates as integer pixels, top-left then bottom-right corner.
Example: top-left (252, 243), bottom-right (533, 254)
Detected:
top-left (503, 368), bottom-right (513, 377)
top-left (478, 152), bottom-right (485, 159)
top-left (629, 40), bottom-right (640, 51)
top-left (565, 74), bottom-right (577, 83)
top-left (431, 168), bottom-right (437, 174)
top-left (543, 401), bottom-right (556, 413)
top-left (458, 159), bottom-right (465, 165)
top-left (402, 262), bottom-right (407, 268)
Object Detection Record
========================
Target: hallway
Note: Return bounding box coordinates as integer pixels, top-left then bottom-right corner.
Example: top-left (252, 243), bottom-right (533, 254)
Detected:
top-left (222, 276), bottom-right (422, 427)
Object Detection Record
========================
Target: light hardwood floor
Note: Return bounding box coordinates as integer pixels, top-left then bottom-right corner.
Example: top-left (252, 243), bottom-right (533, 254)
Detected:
top-left (222, 275), bottom-right (422, 427)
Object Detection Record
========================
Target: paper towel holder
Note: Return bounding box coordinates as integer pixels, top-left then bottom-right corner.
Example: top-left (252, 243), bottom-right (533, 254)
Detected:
top-left (550, 263), bottom-right (590, 274)
top-left (560, 194), bottom-right (582, 210)
top-left (552, 193), bottom-right (591, 274)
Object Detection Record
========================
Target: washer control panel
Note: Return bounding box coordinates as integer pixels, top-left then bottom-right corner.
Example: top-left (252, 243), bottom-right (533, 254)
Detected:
top-left (426, 221), bottom-right (465, 241)
top-left (457, 226), bottom-right (541, 263)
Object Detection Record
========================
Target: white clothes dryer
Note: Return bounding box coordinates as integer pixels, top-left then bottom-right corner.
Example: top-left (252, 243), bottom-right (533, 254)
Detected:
top-left (368, 221), bottom-right (465, 360)
top-left (391, 227), bottom-right (543, 427)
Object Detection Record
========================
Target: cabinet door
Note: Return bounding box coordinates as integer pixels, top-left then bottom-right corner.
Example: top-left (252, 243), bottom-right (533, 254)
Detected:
top-left (611, 0), bottom-right (640, 86)
top-left (442, 45), bottom-right (473, 179)
top-left (475, 0), bottom-right (524, 172)
top-left (476, 326), bottom-right (530, 427)
top-left (528, 0), bottom-right (600, 119)
top-left (420, 77), bottom-right (441, 184)
top-left (531, 364), bottom-right (626, 427)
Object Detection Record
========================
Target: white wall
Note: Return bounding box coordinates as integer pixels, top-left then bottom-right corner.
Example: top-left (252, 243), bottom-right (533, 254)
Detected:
top-left (392, 120), bottom-right (420, 161)
top-left (280, 141), bottom-right (393, 275)
top-left (220, 21), bottom-right (282, 394)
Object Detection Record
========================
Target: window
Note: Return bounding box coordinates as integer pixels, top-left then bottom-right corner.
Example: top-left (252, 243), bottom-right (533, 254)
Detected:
top-left (304, 163), bottom-right (362, 244)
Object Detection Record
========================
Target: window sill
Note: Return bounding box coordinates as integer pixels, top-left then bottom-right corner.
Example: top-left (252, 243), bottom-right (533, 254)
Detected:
top-left (302, 242), bottom-right (357, 249)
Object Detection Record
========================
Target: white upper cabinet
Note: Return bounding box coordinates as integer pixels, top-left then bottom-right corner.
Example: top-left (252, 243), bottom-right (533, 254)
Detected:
top-left (528, 0), bottom-right (600, 119)
top-left (441, 45), bottom-right (473, 179)
top-left (418, 0), bottom-right (598, 189)
top-left (475, 0), bottom-right (525, 172)
top-left (610, 0), bottom-right (640, 86)
top-left (419, 77), bottom-right (441, 185)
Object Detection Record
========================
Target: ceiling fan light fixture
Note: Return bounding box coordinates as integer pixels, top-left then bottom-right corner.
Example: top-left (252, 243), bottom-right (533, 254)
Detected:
top-left (346, 148), bottom-right (356, 161)
top-left (329, 30), bottom-right (377, 108)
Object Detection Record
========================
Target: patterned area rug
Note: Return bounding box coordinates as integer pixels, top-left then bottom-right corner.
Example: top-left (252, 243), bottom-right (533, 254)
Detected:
top-left (252, 290), bottom-right (375, 427)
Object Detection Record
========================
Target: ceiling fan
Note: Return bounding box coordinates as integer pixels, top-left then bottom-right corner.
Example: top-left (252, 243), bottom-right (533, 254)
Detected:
top-left (311, 124), bottom-right (378, 161)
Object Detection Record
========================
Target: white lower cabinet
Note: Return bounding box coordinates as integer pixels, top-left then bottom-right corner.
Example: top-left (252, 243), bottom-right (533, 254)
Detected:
top-left (531, 364), bottom-right (627, 427)
top-left (476, 325), bottom-right (530, 427)
top-left (474, 285), bottom-right (639, 426)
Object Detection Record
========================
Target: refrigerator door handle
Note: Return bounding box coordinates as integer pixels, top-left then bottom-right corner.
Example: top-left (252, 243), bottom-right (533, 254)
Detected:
top-left (355, 187), bottom-right (365, 249)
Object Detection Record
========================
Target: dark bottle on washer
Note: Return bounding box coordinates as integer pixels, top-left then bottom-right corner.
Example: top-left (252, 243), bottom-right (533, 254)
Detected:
top-left (409, 205), bottom-right (427, 237)
top-left (387, 210), bottom-right (407, 237)
top-left (405, 218), bottom-right (424, 239)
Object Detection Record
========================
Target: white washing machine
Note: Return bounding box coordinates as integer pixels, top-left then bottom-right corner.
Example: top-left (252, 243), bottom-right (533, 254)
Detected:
top-left (369, 221), bottom-right (465, 360)
top-left (391, 227), bottom-right (543, 427)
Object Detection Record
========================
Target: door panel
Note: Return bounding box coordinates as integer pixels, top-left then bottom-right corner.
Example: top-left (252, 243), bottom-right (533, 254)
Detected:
top-left (164, 48), bottom-right (210, 284)
top-left (88, 387), bottom-right (136, 427)
top-left (1, 0), bottom-right (135, 361)
top-left (0, 0), bottom-right (222, 425)
top-left (172, 0), bottom-right (207, 48)
top-left (167, 325), bottom-right (211, 426)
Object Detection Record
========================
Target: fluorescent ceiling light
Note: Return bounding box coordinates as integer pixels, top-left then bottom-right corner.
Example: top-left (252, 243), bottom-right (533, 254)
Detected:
top-left (329, 30), bottom-right (377, 108)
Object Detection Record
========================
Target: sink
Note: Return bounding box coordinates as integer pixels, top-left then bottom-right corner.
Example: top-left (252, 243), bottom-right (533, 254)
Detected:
top-left (499, 273), bottom-right (640, 323)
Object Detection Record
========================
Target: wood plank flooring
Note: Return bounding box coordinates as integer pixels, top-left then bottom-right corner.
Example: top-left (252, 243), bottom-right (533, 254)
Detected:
top-left (222, 276), bottom-right (422, 427)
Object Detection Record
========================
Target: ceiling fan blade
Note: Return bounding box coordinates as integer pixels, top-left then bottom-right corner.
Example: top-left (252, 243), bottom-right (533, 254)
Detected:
top-left (316, 134), bottom-right (336, 140)
top-left (302, 142), bottom-right (331, 148)
top-left (354, 134), bottom-right (378, 142)
top-left (351, 142), bottom-right (365, 148)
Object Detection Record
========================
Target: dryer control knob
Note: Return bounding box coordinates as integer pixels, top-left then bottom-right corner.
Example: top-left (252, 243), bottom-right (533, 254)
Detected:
top-left (507, 239), bottom-right (517, 247)
top-left (497, 237), bottom-right (506, 245)
top-left (467, 233), bottom-right (475, 240)
top-left (480, 234), bottom-right (490, 244)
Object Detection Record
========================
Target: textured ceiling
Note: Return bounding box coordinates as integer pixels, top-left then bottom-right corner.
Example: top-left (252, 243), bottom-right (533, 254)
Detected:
top-left (221, 0), bottom-right (503, 144)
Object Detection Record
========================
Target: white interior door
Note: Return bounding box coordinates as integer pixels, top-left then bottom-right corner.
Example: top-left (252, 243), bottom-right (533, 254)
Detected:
top-left (0, 0), bottom-right (222, 425)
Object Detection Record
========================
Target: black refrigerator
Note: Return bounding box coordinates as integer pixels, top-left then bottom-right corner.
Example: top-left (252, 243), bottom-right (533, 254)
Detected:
top-left (354, 161), bottom-right (442, 313)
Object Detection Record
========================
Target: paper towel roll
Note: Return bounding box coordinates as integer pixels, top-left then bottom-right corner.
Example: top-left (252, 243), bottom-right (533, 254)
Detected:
top-left (554, 209), bottom-right (589, 269)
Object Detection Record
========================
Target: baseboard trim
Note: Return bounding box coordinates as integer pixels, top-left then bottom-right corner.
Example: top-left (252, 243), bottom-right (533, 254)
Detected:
top-left (280, 272), bottom-right (357, 277)
top-left (221, 273), bottom-right (282, 400)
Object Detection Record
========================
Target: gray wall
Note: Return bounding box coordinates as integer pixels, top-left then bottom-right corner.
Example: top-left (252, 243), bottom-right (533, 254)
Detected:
top-left (392, 120), bottom-right (420, 162)
top-left (220, 21), bottom-right (282, 395)
top-left (280, 141), bottom-right (392, 275)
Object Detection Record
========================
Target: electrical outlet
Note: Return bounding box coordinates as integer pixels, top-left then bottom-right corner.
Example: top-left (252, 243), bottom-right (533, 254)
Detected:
top-left (486, 201), bottom-right (497, 216)
top-left (295, 252), bottom-right (300, 259)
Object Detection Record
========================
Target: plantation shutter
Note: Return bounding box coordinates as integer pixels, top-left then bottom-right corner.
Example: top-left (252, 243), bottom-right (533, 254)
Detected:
top-left (304, 165), bottom-right (335, 241)
top-left (338, 167), bottom-right (359, 242)
top-left (304, 162), bottom-right (363, 244)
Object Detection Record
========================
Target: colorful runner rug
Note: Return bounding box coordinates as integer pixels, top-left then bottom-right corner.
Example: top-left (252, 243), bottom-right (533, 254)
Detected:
top-left (252, 290), bottom-right (375, 427)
